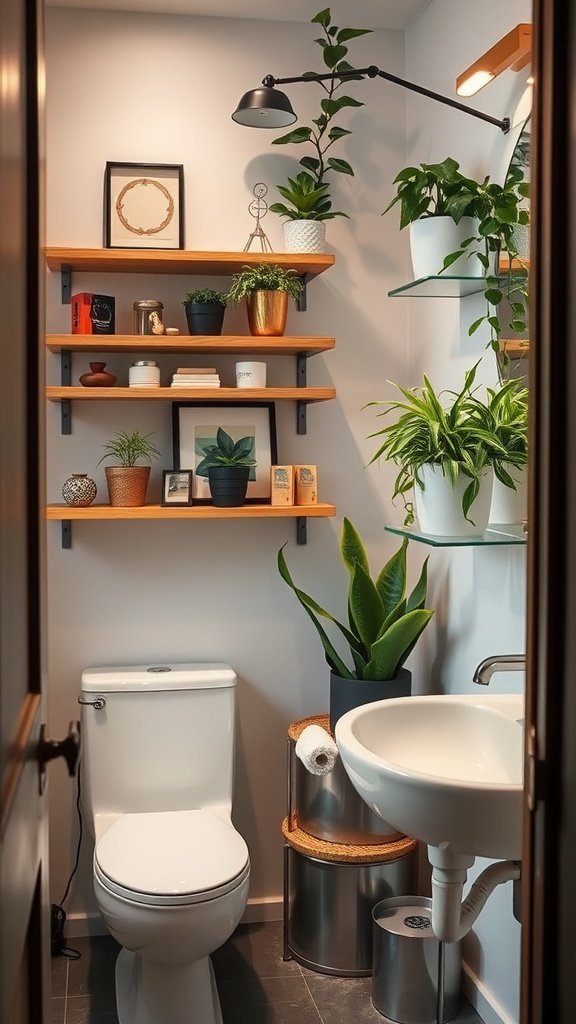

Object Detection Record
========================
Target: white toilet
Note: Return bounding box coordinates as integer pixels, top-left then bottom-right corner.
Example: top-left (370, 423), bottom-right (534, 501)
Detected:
top-left (79, 662), bottom-right (250, 1024)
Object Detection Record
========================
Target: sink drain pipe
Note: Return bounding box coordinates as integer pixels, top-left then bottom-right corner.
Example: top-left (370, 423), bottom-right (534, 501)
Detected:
top-left (428, 848), bottom-right (521, 943)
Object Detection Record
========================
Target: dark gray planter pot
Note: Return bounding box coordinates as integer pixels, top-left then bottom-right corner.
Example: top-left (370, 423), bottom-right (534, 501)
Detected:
top-left (184, 302), bottom-right (225, 336)
top-left (329, 667), bottom-right (412, 734)
top-left (208, 465), bottom-right (250, 507)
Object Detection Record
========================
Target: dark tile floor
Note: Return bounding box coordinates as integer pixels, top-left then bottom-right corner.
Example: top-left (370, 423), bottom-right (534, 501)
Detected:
top-left (51, 922), bottom-right (485, 1024)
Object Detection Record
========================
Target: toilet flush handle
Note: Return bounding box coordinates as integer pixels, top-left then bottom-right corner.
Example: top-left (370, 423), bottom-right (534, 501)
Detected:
top-left (78, 694), bottom-right (106, 710)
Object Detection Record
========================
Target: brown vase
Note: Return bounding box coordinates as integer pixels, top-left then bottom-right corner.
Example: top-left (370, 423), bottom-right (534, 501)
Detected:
top-left (246, 291), bottom-right (288, 337)
top-left (79, 362), bottom-right (117, 387)
top-left (104, 466), bottom-right (150, 507)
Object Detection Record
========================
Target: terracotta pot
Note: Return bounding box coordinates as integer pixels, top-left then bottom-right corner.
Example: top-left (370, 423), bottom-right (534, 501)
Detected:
top-left (104, 466), bottom-right (151, 507)
top-left (246, 291), bottom-right (288, 336)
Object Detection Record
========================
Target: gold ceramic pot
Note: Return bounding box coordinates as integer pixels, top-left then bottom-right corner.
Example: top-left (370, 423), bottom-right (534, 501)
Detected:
top-left (247, 290), bottom-right (288, 337)
top-left (105, 466), bottom-right (151, 507)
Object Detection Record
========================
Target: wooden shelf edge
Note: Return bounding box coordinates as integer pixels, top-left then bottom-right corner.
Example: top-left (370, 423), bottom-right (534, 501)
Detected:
top-left (45, 247), bottom-right (335, 277)
top-left (45, 334), bottom-right (336, 355)
top-left (46, 386), bottom-right (336, 401)
top-left (46, 503), bottom-right (336, 521)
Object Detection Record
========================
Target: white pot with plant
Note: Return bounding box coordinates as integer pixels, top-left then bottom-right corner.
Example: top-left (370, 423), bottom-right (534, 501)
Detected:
top-left (269, 8), bottom-right (371, 252)
top-left (485, 381), bottom-right (528, 524)
top-left (366, 363), bottom-right (514, 538)
top-left (98, 429), bottom-right (160, 507)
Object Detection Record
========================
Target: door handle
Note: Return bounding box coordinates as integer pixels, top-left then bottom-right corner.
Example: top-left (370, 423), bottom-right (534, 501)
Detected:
top-left (39, 720), bottom-right (80, 793)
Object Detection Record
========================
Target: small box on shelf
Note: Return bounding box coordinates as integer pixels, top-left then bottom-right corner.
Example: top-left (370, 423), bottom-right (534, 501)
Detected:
top-left (71, 293), bottom-right (115, 334)
top-left (271, 466), bottom-right (294, 506)
top-left (295, 465), bottom-right (318, 505)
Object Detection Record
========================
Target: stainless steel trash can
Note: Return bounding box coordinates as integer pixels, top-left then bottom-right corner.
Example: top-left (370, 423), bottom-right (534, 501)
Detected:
top-left (371, 896), bottom-right (461, 1023)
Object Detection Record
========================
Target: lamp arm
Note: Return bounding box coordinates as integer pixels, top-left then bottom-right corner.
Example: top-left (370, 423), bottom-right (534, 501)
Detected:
top-left (263, 64), bottom-right (510, 133)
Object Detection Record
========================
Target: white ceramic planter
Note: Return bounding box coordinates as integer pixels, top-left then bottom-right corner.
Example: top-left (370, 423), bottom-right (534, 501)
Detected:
top-left (409, 216), bottom-right (482, 279)
top-left (283, 220), bottom-right (326, 254)
top-left (489, 465), bottom-right (528, 525)
top-left (414, 464), bottom-right (494, 537)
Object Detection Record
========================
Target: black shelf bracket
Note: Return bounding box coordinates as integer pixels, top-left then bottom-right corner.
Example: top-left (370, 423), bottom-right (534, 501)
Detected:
top-left (296, 274), bottom-right (312, 312)
top-left (61, 349), bottom-right (72, 434)
top-left (61, 521), bottom-right (72, 549)
top-left (61, 264), bottom-right (72, 304)
top-left (296, 517), bottom-right (307, 545)
top-left (296, 352), bottom-right (307, 434)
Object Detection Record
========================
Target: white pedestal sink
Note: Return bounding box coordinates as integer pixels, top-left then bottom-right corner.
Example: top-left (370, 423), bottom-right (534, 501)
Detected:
top-left (335, 694), bottom-right (524, 942)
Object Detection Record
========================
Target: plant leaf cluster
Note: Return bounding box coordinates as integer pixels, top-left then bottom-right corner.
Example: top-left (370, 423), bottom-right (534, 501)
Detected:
top-left (98, 429), bottom-right (161, 468)
top-left (196, 427), bottom-right (257, 474)
top-left (278, 518), bottom-right (433, 681)
top-left (271, 8), bottom-right (372, 220)
top-left (183, 289), bottom-right (228, 306)
top-left (366, 363), bottom-right (517, 524)
top-left (269, 171), bottom-right (344, 222)
top-left (227, 263), bottom-right (303, 305)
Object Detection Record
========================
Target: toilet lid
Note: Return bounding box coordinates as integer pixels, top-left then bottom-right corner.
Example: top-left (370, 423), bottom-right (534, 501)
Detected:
top-left (95, 809), bottom-right (249, 906)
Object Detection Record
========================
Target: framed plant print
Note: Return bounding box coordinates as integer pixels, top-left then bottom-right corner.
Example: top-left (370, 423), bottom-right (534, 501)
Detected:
top-left (104, 162), bottom-right (184, 249)
top-left (172, 402), bottom-right (278, 503)
top-left (161, 470), bottom-right (193, 507)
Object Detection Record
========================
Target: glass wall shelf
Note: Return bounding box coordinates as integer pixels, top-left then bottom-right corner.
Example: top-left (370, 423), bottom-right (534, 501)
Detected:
top-left (388, 275), bottom-right (487, 298)
top-left (385, 524), bottom-right (527, 547)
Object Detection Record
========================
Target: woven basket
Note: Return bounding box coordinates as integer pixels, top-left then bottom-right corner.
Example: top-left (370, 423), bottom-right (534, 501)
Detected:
top-left (105, 466), bottom-right (151, 507)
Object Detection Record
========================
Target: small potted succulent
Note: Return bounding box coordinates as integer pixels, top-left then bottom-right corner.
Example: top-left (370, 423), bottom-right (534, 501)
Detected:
top-left (98, 429), bottom-right (160, 507)
top-left (182, 288), bottom-right (228, 336)
top-left (227, 263), bottom-right (303, 337)
top-left (195, 426), bottom-right (257, 507)
top-left (278, 518), bottom-right (434, 731)
top-left (269, 171), bottom-right (347, 254)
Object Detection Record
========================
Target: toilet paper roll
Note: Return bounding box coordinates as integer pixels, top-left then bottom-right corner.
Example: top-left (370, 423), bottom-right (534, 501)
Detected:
top-left (295, 724), bottom-right (339, 776)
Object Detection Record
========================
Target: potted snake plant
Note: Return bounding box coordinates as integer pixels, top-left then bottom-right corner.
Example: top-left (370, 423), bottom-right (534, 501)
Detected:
top-left (195, 426), bottom-right (257, 507)
top-left (278, 518), bottom-right (434, 731)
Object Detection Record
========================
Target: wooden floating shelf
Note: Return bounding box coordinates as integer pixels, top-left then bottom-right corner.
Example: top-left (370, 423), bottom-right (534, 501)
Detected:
top-left (47, 503), bottom-right (336, 521)
top-left (499, 339), bottom-right (530, 358)
top-left (45, 335), bottom-right (335, 356)
top-left (46, 386), bottom-right (335, 402)
top-left (45, 247), bottom-right (335, 278)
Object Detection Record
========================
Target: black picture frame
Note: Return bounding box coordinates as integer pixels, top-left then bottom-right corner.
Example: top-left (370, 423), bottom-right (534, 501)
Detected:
top-left (172, 401), bottom-right (278, 504)
top-left (104, 162), bottom-right (184, 249)
top-left (161, 469), bottom-right (193, 507)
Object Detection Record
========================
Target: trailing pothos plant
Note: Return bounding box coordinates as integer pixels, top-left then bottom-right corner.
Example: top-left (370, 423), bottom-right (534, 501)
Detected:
top-left (278, 518), bottom-right (433, 682)
top-left (366, 363), bottom-right (513, 525)
top-left (269, 7), bottom-right (372, 221)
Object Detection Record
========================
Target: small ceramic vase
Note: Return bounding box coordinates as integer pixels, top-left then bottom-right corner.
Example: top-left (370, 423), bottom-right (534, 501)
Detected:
top-left (62, 473), bottom-right (97, 507)
top-left (79, 362), bottom-right (117, 387)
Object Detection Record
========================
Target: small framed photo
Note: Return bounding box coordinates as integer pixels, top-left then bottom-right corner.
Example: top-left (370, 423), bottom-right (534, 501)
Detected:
top-left (161, 469), bottom-right (193, 507)
top-left (172, 402), bottom-right (278, 503)
top-left (104, 162), bottom-right (184, 249)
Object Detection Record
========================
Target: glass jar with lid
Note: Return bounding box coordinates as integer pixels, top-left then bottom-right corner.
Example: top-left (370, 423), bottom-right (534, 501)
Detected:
top-left (128, 360), bottom-right (161, 387)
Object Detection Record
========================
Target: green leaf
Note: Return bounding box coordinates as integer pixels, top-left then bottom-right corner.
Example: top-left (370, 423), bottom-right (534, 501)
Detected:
top-left (340, 517), bottom-right (370, 576)
top-left (272, 127), bottom-right (312, 146)
top-left (469, 316), bottom-right (486, 335)
top-left (327, 157), bottom-right (354, 175)
top-left (406, 556), bottom-right (429, 611)
top-left (323, 44), bottom-right (348, 69)
top-left (336, 27), bottom-right (372, 42)
top-left (349, 564), bottom-right (386, 649)
top-left (328, 126), bottom-right (352, 141)
top-left (363, 609), bottom-right (434, 680)
top-left (375, 539), bottom-right (407, 617)
top-left (311, 8), bottom-right (331, 26)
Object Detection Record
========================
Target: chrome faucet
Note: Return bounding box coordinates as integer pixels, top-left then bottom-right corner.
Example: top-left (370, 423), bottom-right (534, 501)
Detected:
top-left (473, 655), bottom-right (525, 685)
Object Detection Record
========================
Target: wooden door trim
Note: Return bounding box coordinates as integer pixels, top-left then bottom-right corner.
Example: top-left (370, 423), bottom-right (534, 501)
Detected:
top-left (0, 693), bottom-right (41, 831)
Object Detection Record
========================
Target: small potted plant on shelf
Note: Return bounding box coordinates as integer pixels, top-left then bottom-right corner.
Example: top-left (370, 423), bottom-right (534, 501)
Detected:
top-left (482, 379), bottom-right (529, 525)
top-left (269, 7), bottom-right (371, 252)
top-left (278, 518), bottom-right (434, 731)
top-left (195, 426), bottom-right (257, 507)
top-left (366, 363), bottom-right (512, 537)
top-left (227, 263), bottom-right (303, 337)
top-left (382, 157), bottom-right (530, 353)
top-left (98, 429), bottom-right (160, 507)
top-left (182, 289), bottom-right (228, 336)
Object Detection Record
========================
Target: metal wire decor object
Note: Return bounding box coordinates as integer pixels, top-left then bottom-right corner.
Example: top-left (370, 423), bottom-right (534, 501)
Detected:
top-left (243, 182), bottom-right (273, 252)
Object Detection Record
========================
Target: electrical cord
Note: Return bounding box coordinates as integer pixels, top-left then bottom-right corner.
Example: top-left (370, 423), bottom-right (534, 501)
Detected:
top-left (51, 756), bottom-right (83, 960)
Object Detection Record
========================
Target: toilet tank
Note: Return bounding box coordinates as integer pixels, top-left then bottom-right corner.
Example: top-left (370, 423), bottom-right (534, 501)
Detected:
top-left (80, 663), bottom-right (237, 818)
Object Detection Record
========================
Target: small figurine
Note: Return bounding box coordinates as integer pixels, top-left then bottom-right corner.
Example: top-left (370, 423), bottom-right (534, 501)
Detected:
top-left (243, 183), bottom-right (273, 253)
top-left (149, 311), bottom-right (165, 335)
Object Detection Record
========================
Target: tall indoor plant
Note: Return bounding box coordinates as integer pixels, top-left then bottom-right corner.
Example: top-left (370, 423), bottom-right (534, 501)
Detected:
top-left (366, 363), bottom-right (513, 536)
top-left (278, 518), bottom-right (434, 730)
top-left (269, 7), bottom-right (371, 252)
top-left (227, 263), bottom-right (303, 336)
top-left (98, 429), bottom-right (160, 507)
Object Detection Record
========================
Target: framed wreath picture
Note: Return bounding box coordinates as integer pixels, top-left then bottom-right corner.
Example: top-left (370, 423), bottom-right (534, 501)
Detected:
top-left (104, 162), bottom-right (184, 249)
top-left (172, 401), bottom-right (278, 503)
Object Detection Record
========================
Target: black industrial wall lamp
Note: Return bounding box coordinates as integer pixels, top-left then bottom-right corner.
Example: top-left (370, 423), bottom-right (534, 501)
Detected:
top-left (232, 64), bottom-right (510, 133)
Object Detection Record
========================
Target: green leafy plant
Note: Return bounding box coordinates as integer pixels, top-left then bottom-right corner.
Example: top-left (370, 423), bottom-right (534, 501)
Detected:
top-left (381, 157), bottom-right (484, 229)
top-left (98, 429), bottom-right (161, 468)
top-left (270, 7), bottom-right (372, 220)
top-left (269, 171), bottom-right (342, 222)
top-left (278, 518), bottom-right (434, 681)
top-left (366, 363), bottom-right (511, 524)
top-left (227, 264), bottom-right (303, 305)
top-left (470, 379), bottom-right (528, 489)
top-left (195, 427), bottom-right (257, 475)
top-left (183, 289), bottom-right (227, 306)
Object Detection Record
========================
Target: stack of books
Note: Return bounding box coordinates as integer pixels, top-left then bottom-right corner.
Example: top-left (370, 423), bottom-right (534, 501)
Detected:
top-left (171, 367), bottom-right (221, 389)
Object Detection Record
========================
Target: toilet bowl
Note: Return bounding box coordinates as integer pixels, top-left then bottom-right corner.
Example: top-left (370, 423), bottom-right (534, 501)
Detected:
top-left (79, 663), bottom-right (250, 1024)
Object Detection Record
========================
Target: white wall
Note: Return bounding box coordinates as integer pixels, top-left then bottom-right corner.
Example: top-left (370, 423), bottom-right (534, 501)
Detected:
top-left (45, 8), bottom-right (409, 922)
top-left (404, 3), bottom-right (530, 1023)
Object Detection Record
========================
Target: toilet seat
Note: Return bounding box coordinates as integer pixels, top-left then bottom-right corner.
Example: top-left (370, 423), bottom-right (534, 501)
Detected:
top-left (94, 809), bottom-right (250, 907)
